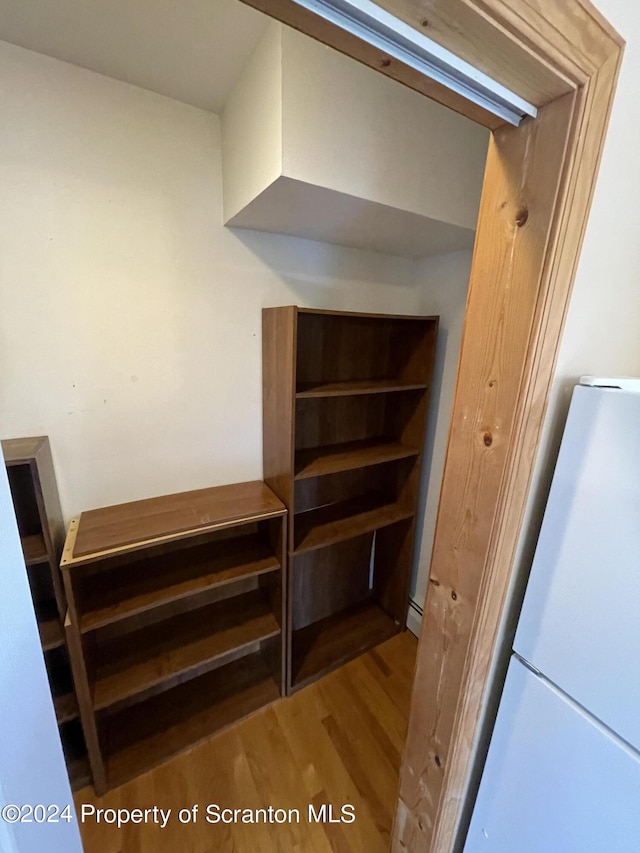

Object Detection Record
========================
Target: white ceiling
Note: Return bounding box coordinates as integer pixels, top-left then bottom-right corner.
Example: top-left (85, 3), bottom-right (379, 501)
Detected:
top-left (0, 0), bottom-right (269, 113)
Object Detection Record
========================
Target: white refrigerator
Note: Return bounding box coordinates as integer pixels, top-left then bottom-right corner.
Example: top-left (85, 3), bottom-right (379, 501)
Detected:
top-left (465, 378), bottom-right (640, 852)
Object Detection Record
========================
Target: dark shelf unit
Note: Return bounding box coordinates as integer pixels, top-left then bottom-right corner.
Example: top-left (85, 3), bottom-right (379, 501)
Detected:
top-left (1, 436), bottom-right (90, 790)
top-left (61, 480), bottom-right (287, 794)
top-left (263, 307), bottom-right (438, 692)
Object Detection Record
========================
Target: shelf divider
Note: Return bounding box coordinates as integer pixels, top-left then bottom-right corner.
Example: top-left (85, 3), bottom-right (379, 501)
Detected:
top-left (294, 494), bottom-right (414, 554)
top-left (296, 378), bottom-right (428, 398)
top-left (295, 437), bottom-right (418, 480)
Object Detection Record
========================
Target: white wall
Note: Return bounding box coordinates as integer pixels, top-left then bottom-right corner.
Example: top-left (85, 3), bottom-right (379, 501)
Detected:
top-left (411, 251), bottom-right (472, 615)
top-left (281, 26), bottom-right (488, 230)
top-left (221, 22), bottom-right (282, 222)
top-left (0, 41), bottom-right (427, 522)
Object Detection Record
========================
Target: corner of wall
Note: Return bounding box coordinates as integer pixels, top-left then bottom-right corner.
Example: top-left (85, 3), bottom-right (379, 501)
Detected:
top-left (220, 20), bottom-right (285, 223)
top-left (410, 249), bottom-right (474, 610)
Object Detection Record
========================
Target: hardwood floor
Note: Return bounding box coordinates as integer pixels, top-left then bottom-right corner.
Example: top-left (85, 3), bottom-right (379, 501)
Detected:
top-left (75, 631), bottom-right (417, 852)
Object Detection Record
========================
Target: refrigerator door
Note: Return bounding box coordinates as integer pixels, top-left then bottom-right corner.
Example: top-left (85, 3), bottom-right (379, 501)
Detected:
top-left (465, 657), bottom-right (640, 853)
top-left (514, 384), bottom-right (640, 749)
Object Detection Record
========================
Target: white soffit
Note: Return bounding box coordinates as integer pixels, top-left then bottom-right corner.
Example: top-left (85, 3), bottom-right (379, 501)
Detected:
top-left (227, 177), bottom-right (476, 259)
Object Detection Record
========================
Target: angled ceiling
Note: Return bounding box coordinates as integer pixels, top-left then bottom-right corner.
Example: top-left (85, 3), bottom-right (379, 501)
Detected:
top-left (0, 0), bottom-right (269, 112)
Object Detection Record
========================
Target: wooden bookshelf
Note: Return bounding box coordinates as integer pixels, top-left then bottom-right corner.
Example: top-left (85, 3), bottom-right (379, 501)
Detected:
top-left (1, 436), bottom-right (90, 790)
top-left (61, 481), bottom-right (286, 794)
top-left (263, 307), bottom-right (438, 693)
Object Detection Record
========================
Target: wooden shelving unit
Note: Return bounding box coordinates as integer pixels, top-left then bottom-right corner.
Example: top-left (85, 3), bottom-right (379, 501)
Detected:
top-left (1, 436), bottom-right (90, 790)
top-left (263, 307), bottom-right (438, 693)
top-left (60, 480), bottom-right (286, 794)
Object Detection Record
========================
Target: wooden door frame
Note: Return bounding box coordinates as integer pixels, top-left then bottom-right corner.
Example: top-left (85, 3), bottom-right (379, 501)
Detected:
top-left (240, 2), bottom-right (624, 850)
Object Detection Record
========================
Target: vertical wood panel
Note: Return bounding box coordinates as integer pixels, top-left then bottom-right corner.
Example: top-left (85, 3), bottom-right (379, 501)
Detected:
top-left (262, 306), bottom-right (297, 527)
top-left (393, 93), bottom-right (574, 851)
top-left (394, 41), bottom-right (622, 853)
top-left (431, 47), bottom-right (622, 850)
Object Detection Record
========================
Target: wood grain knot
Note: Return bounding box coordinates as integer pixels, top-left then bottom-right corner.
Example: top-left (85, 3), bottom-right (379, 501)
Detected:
top-left (451, 591), bottom-right (457, 601)
top-left (429, 577), bottom-right (441, 586)
top-left (421, 18), bottom-right (430, 27)
top-left (434, 754), bottom-right (442, 768)
top-left (483, 432), bottom-right (493, 447)
top-left (380, 58), bottom-right (391, 67)
top-left (515, 206), bottom-right (529, 227)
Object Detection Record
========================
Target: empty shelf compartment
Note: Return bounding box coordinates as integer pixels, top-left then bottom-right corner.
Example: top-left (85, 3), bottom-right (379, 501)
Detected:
top-left (105, 651), bottom-right (280, 788)
top-left (291, 600), bottom-right (399, 690)
top-left (92, 589), bottom-right (281, 712)
top-left (80, 535), bottom-right (280, 633)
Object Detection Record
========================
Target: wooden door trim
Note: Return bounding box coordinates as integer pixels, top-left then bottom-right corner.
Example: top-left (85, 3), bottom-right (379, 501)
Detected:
top-left (239, 1), bottom-right (624, 850)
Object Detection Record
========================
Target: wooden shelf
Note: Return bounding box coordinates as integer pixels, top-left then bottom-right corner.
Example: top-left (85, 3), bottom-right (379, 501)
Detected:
top-left (68, 480), bottom-right (286, 560)
top-left (80, 536), bottom-right (280, 633)
top-left (39, 614), bottom-right (64, 652)
top-left (295, 438), bottom-right (418, 480)
top-left (22, 532), bottom-right (48, 565)
top-left (105, 652), bottom-right (280, 788)
top-left (296, 378), bottom-right (428, 398)
top-left (294, 494), bottom-right (413, 554)
top-left (68, 755), bottom-right (91, 791)
top-left (291, 600), bottom-right (399, 690)
top-left (93, 590), bottom-right (281, 712)
top-left (55, 690), bottom-right (79, 725)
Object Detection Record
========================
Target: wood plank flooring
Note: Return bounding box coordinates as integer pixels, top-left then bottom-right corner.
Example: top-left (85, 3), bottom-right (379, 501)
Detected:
top-left (75, 631), bottom-right (417, 853)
